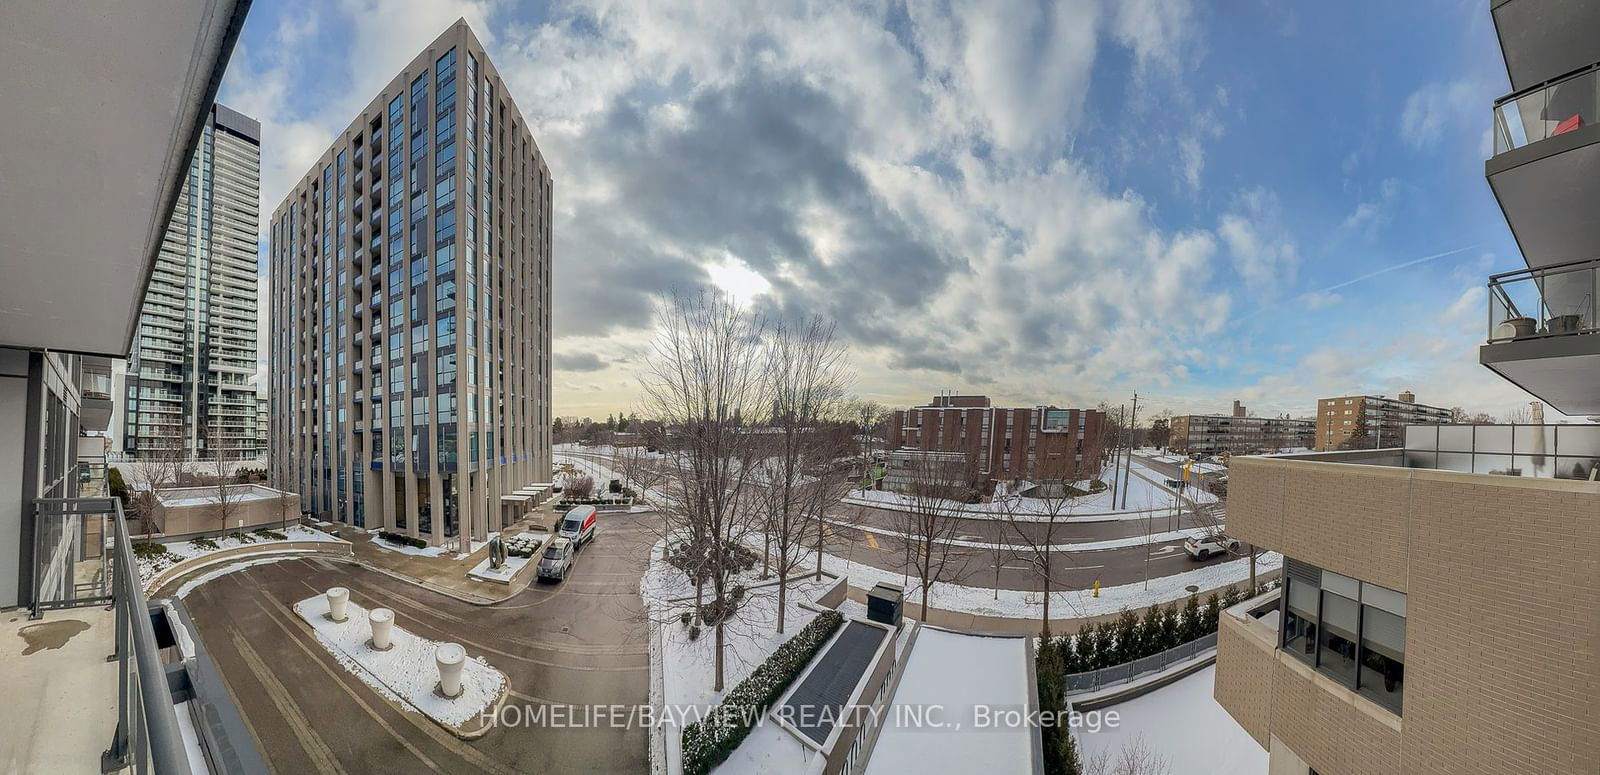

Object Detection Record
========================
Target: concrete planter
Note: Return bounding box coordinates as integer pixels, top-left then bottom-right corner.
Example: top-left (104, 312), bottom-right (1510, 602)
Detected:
top-left (326, 587), bottom-right (350, 622)
top-left (370, 607), bottom-right (395, 650)
top-left (436, 642), bottom-right (466, 698)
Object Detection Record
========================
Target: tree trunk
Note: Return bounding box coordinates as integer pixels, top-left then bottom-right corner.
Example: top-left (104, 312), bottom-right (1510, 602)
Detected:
top-left (1249, 546), bottom-right (1257, 593)
top-left (815, 512), bottom-right (824, 580)
top-left (714, 619), bottom-right (726, 692)
top-left (776, 568), bottom-right (788, 634)
top-left (1041, 557), bottom-right (1052, 640)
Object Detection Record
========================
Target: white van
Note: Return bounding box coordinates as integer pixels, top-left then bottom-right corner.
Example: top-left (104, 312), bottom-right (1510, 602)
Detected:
top-left (560, 505), bottom-right (598, 546)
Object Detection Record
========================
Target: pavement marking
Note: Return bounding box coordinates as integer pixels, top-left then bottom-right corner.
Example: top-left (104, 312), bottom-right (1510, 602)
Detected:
top-left (233, 582), bottom-right (517, 775)
top-left (219, 613), bottom-right (353, 775)
top-left (864, 531), bottom-right (880, 550)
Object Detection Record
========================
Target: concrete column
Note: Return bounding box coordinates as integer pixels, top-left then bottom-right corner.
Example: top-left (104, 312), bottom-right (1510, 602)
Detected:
top-left (379, 467), bottom-right (396, 532)
top-left (458, 467), bottom-right (475, 547)
top-left (428, 472), bottom-right (444, 546)
top-left (403, 470), bottom-right (419, 540)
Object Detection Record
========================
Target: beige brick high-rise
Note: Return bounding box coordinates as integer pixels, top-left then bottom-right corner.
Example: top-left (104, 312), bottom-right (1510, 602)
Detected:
top-left (268, 20), bottom-right (552, 544)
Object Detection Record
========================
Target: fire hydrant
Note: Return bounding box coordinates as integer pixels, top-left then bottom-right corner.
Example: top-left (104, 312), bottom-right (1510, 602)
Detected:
top-left (1092, 579), bottom-right (1101, 598)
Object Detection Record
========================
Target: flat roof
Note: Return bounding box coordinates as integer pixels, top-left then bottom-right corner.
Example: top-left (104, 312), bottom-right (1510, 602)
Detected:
top-left (865, 628), bottom-right (1033, 774)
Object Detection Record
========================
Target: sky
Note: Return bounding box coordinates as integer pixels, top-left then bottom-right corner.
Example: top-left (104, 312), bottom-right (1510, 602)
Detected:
top-left (220, 0), bottom-right (1544, 422)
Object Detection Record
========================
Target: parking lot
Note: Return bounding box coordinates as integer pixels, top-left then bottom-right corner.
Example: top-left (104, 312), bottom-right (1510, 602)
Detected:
top-left (177, 510), bottom-right (659, 773)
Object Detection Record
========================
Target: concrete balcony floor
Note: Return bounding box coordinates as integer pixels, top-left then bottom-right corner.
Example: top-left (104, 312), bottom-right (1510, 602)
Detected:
top-left (0, 606), bottom-right (116, 774)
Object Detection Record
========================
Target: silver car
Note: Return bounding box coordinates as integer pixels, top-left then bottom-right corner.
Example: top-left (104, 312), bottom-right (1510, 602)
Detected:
top-left (537, 537), bottom-right (576, 582)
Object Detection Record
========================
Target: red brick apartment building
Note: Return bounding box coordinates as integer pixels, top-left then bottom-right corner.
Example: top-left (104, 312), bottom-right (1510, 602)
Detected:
top-left (884, 395), bottom-right (1107, 480)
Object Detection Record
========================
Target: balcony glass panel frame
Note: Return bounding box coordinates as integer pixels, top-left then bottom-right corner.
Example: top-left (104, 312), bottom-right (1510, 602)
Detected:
top-left (1493, 65), bottom-right (1600, 155)
top-left (1487, 256), bottom-right (1600, 343)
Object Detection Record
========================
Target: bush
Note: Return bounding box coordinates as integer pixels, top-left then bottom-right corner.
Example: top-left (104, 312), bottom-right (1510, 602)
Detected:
top-left (132, 541), bottom-right (174, 560)
top-left (565, 474), bottom-right (595, 499)
top-left (378, 530), bottom-right (428, 549)
top-left (108, 467), bottom-right (128, 504)
top-left (189, 537), bottom-right (219, 551)
top-left (505, 534), bottom-right (543, 558)
top-left (680, 611), bottom-right (693, 626)
top-left (681, 611), bottom-right (844, 775)
top-left (253, 528), bottom-right (288, 541)
top-left (687, 625), bottom-right (701, 641)
top-left (1037, 636), bottom-right (1084, 775)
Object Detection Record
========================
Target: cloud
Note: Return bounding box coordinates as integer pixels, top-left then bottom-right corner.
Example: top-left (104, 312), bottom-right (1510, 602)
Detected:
top-left (554, 352), bottom-right (607, 373)
top-left (1341, 177), bottom-right (1401, 236)
top-left (1399, 78), bottom-right (1480, 151)
top-left (1219, 187), bottom-right (1298, 291)
top-left (1300, 290), bottom-right (1342, 310)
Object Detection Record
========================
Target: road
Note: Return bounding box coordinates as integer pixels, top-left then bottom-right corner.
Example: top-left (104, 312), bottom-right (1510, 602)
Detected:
top-left (558, 447), bottom-right (1231, 593)
top-left (176, 511), bottom-right (658, 774)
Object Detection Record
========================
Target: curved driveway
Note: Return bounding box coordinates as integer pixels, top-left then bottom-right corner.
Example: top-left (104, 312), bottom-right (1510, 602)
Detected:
top-left (174, 512), bottom-right (658, 774)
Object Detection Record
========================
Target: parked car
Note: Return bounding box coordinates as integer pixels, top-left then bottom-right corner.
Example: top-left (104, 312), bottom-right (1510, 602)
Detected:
top-left (560, 504), bottom-right (598, 546)
top-left (1184, 533), bottom-right (1240, 560)
top-left (537, 537), bottom-right (576, 582)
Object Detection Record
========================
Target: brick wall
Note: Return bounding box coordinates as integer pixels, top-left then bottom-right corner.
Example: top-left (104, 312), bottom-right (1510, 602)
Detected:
top-left (1221, 456), bottom-right (1600, 774)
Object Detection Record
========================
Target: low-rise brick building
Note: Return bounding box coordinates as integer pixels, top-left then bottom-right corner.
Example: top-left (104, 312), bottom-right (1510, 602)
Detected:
top-left (884, 395), bottom-right (1105, 482)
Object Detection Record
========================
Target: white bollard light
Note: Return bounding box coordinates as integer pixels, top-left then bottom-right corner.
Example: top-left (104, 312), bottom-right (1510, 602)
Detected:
top-left (436, 642), bottom-right (466, 698)
top-left (369, 608), bottom-right (394, 650)
top-left (326, 587), bottom-right (350, 623)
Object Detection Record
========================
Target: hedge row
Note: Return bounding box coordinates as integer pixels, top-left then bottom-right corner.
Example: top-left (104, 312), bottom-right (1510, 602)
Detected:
top-left (681, 610), bottom-right (844, 775)
top-left (1048, 580), bottom-right (1279, 676)
top-left (558, 497), bottom-right (632, 508)
top-left (377, 530), bottom-right (428, 549)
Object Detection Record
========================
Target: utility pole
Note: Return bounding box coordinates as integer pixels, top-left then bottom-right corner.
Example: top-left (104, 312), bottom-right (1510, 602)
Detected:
top-left (1119, 392), bottom-right (1139, 510)
top-left (1108, 403), bottom-right (1126, 497)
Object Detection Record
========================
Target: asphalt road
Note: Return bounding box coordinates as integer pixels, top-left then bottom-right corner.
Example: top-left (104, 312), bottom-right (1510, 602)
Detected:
top-left (178, 511), bottom-right (659, 774)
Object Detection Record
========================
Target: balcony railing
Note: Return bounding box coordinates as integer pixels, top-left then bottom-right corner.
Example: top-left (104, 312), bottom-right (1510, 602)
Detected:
top-left (1487, 256), bottom-right (1600, 343)
top-left (1493, 64), bottom-right (1600, 155)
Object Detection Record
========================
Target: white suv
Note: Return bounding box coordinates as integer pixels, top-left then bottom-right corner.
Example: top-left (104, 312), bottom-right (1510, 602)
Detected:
top-left (1184, 533), bottom-right (1240, 560)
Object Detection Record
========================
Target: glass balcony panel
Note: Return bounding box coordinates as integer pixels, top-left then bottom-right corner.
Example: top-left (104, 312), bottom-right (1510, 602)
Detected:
top-left (1557, 425), bottom-right (1600, 457)
top-left (1438, 425), bottom-right (1475, 452)
top-left (1493, 69), bottom-right (1599, 154)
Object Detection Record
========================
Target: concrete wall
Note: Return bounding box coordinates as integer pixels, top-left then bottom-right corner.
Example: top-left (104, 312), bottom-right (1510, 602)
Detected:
top-left (150, 486), bottom-right (300, 539)
top-left (1221, 456), bottom-right (1600, 775)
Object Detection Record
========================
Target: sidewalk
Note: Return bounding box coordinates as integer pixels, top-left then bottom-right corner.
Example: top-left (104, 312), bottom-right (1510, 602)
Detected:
top-left (338, 515), bottom-right (555, 605)
top-left (842, 584), bottom-right (1129, 636)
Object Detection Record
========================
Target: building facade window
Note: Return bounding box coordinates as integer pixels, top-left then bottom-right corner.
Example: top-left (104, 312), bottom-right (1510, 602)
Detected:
top-left (1279, 558), bottom-right (1406, 714)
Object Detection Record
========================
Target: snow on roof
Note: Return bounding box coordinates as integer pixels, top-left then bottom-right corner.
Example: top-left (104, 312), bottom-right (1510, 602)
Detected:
top-left (156, 485), bottom-right (286, 508)
top-left (1074, 664), bottom-right (1265, 775)
top-left (865, 627), bottom-right (1033, 774)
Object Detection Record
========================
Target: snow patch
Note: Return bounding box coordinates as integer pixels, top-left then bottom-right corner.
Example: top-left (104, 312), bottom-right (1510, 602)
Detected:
top-left (293, 594), bottom-right (506, 728)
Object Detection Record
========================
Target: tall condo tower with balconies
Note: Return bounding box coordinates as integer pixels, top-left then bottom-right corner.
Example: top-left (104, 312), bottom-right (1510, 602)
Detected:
top-left (124, 103), bottom-right (263, 462)
top-left (1482, 0), bottom-right (1600, 411)
top-left (269, 20), bottom-right (553, 545)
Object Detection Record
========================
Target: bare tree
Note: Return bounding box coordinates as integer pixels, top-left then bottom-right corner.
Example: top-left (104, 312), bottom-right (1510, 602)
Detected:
top-left (612, 442), bottom-right (664, 506)
top-left (1083, 735), bottom-right (1171, 775)
top-left (638, 289), bottom-right (773, 691)
top-left (849, 399), bottom-right (887, 486)
top-left (891, 450), bottom-right (978, 621)
top-left (207, 427), bottom-right (241, 539)
top-left (999, 451), bottom-right (1094, 639)
top-left (125, 430), bottom-right (187, 537)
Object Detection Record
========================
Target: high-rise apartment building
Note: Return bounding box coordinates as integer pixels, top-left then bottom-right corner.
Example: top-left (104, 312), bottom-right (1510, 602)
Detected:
top-left (123, 103), bottom-right (263, 462)
top-left (1214, 5), bottom-right (1600, 773)
top-left (1313, 391), bottom-right (1450, 451)
top-left (270, 20), bottom-right (553, 545)
top-left (1170, 399), bottom-right (1315, 455)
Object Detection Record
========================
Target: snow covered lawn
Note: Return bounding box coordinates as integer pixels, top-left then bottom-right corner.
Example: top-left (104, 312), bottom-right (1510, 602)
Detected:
top-left (294, 593), bottom-right (506, 731)
top-left (842, 462), bottom-right (1212, 523)
top-left (136, 525), bottom-right (341, 587)
top-left (1074, 664), bottom-right (1264, 775)
top-left (367, 533), bottom-right (452, 558)
top-left (748, 533), bottom-right (1280, 621)
top-left (641, 540), bottom-right (842, 774)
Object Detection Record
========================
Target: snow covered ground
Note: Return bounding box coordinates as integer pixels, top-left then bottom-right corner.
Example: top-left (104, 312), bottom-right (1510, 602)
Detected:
top-left (748, 533), bottom-right (1280, 621)
top-left (842, 460), bottom-right (1213, 523)
top-left (466, 553), bottom-right (530, 584)
top-left (137, 525), bottom-right (342, 586)
top-left (641, 540), bottom-right (840, 774)
top-left (173, 556), bottom-right (302, 598)
top-left (1074, 664), bottom-right (1265, 775)
top-left (367, 533), bottom-right (452, 558)
top-left (294, 593), bottom-right (506, 729)
top-left (865, 628), bottom-right (1033, 775)
top-left (833, 517), bottom-right (1214, 553)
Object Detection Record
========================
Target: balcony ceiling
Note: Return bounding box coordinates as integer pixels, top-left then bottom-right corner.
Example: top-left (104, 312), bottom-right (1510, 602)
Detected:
top-left (0, 0), bottom-right (248, 358)
top-left (1488, 126), bottom-right (1600, 269)
top-left (1493, 0), bottom-right (1600, 92)
top-left (1481, 336), bottom-right (1600, 415)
